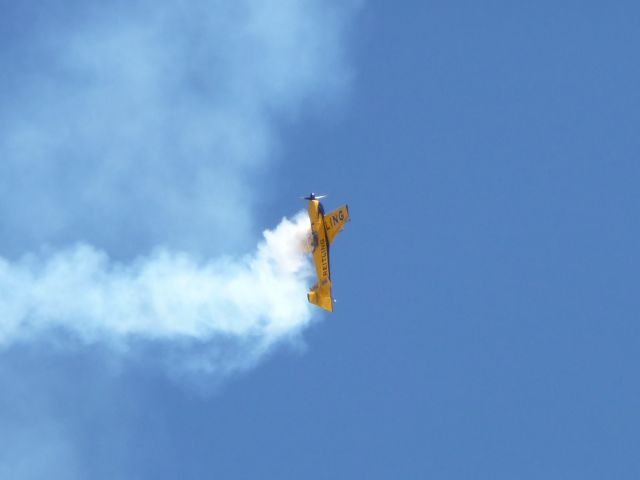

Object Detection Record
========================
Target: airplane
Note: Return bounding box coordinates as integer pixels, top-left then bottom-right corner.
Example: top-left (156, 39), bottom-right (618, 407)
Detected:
top-left (303, 193), bottom-right (349, 312)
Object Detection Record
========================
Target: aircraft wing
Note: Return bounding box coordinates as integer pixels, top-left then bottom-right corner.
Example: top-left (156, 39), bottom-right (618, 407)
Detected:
top-left (324, 205), bottom-right (349, 245)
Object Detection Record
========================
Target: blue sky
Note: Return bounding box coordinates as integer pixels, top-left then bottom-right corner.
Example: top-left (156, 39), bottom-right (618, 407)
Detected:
top-left (1, 1), bottom-right (640, 479)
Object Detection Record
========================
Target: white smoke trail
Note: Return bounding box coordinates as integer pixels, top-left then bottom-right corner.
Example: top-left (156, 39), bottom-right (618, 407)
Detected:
top-left (0, 212), bottom-right (315, 375)
top-left (0, 2), bottom-right (354, 477)
top-left (0, 0), bottom-right (358, 387)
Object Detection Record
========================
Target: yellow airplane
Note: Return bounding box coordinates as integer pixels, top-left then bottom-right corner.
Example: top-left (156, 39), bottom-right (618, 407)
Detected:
top-left (303, 193), bottom-right (349, 312)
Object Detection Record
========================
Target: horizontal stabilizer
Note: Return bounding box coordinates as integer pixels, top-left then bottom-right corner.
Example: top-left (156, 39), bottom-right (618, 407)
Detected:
top-left (307, 281), bottom-right (333, 312)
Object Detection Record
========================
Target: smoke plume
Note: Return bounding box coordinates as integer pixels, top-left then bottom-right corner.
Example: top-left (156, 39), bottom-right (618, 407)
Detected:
top-left (0, 0), bottom-right (356, 377)
top-left (0, 212), bottom-right (315, 375)
top-left (0, 2), bottom-right (355, 477)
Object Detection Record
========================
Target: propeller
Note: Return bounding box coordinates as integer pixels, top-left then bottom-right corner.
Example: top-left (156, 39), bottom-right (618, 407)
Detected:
top-left (301, 192), bottom-right (327, 200)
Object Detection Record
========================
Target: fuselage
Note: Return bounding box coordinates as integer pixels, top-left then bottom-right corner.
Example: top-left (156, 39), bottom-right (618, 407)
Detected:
top-left (308, 199), bottom-right (331, 286)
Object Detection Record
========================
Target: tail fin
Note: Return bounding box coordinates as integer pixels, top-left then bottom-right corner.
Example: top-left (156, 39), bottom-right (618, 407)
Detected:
top-left (307, 281), bottom-right (334, 312)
